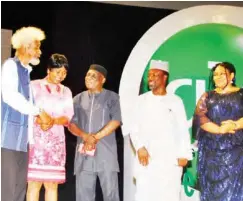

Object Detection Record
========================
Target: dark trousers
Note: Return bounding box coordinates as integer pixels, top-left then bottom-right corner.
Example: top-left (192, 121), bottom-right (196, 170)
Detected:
top-left (76, 170), bottom-right (120, 201)
top-left (1, 148), bottom-right (28, 201)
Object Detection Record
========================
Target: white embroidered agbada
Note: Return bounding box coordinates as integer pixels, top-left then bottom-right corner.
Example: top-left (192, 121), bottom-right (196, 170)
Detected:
top-left (130, 91), bottom-right (192, 201)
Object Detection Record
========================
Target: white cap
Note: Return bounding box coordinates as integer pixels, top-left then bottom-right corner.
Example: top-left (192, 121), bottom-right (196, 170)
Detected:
top-left (208, 61), bottom-right (221, 69)
top-left (149, 60), bottom-right (169, 73)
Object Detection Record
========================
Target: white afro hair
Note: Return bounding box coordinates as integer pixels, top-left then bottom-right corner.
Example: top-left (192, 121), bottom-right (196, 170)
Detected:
top-left (11, 26), bottom-right (45, 49)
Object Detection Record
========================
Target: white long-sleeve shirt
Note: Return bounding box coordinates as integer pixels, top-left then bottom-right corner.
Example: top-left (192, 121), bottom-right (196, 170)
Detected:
top-left (1, 59), bottom-right (40, 143)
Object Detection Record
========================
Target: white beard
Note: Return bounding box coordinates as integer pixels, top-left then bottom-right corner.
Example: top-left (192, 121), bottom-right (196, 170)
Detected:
top-left (29, 58), bottom-right (40, 66)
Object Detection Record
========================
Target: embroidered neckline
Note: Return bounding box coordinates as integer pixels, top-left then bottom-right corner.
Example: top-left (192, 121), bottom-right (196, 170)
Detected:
top-left (45, 84), bottom-right (61, 94)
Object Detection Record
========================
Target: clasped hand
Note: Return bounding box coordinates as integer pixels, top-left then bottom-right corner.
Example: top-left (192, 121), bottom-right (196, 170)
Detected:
top-left (83, 134), bottom-right (98, 151)
top-left (220, 120), bottom-right (237, 134)
top-left (35, 110), bottom-right (54, 131)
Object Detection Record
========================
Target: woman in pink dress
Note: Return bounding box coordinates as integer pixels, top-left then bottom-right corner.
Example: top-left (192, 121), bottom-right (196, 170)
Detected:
top-left (26, 54), bottom-right (74, 201)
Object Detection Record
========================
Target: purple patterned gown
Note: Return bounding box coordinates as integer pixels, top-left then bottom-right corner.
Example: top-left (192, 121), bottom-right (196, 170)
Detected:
top-left (193, 88), bottom-right (243, 201)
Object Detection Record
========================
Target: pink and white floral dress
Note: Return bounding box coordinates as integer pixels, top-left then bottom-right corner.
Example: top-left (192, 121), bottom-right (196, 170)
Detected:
top-left (27, 78), bottom-right (74, 183)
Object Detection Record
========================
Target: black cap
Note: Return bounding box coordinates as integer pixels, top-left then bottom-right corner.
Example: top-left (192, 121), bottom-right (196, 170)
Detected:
top-left (89, 64), bottom-right (107, 78)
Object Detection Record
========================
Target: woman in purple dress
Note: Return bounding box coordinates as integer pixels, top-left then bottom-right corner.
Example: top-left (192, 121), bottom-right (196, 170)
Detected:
top-left (193, 62), bottom-right (243, 201)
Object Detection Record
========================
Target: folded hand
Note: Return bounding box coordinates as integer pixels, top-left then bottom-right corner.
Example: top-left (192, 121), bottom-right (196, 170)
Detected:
top-left (83, 134), bottom-right (97, 151)
top-left (220, 120), bottom-right (236, 134)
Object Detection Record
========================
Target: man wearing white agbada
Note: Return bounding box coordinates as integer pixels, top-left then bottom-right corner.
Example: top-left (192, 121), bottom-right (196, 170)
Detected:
top-left (130, 60), bottom-right (192, 201)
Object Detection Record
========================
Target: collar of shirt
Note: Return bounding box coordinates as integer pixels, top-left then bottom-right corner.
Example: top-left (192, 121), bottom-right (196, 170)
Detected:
top-left (88, 89), bottom-right (106, 98)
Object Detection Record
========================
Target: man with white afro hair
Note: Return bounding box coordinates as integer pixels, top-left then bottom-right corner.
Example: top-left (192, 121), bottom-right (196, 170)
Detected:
top-left (11, 26), bottom-right (45, 49)
top-left (10, 26), bottom-right (45, 66)
top-left (1, 26), bottom-right (53, 201)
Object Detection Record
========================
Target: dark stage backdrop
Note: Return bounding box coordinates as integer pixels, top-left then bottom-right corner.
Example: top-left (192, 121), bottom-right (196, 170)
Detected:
top-left (1, 2), bottom-right (175, 201)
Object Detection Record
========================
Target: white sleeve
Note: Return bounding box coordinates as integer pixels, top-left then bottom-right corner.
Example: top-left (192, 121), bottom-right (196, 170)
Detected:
top-left (129, 96), bottom-right (148, 151)
top-left (174, 98), bottom-right (193, 160)
top-left (1, 59), bottom-right (40, 115)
